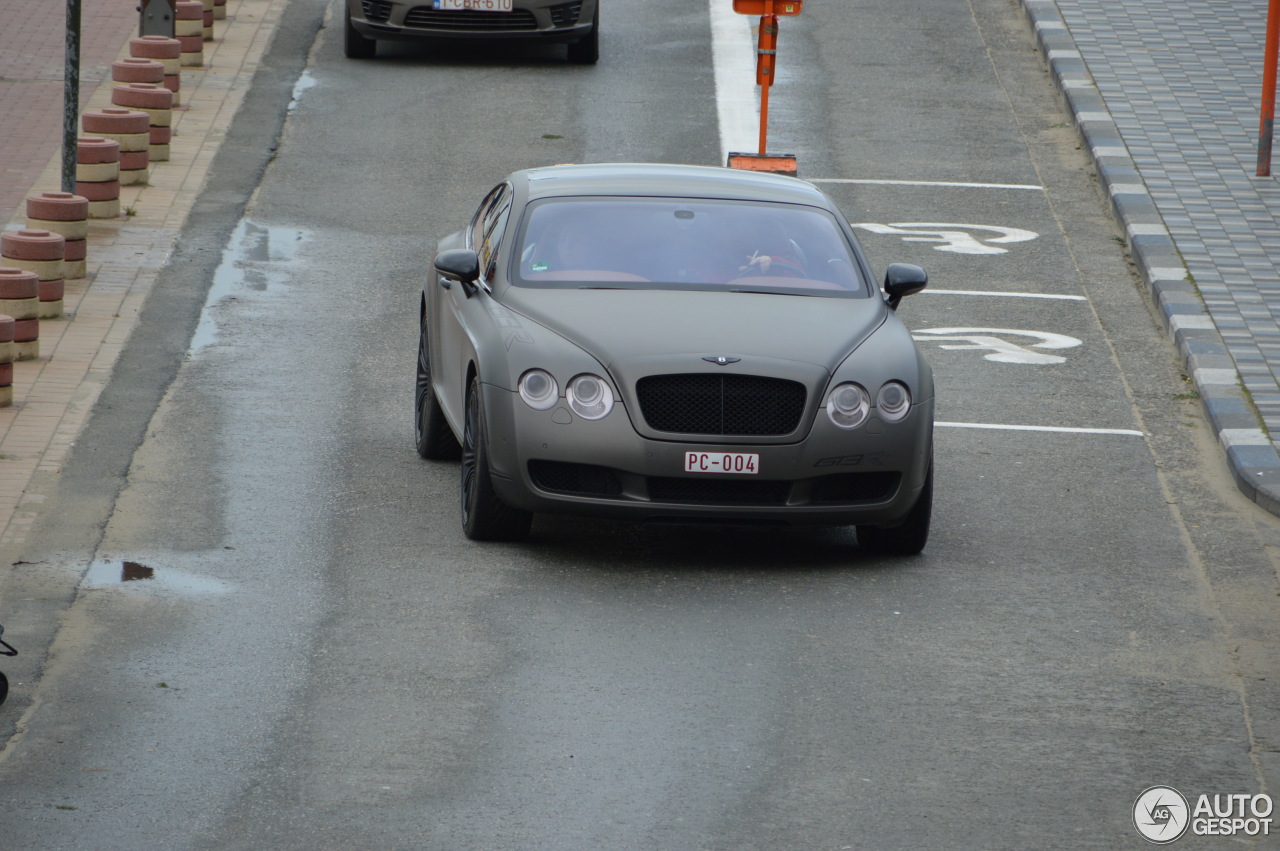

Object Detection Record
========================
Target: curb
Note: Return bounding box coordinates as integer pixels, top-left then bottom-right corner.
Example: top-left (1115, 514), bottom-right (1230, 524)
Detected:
top-left (1019, 0), bottom-right (1280, 516)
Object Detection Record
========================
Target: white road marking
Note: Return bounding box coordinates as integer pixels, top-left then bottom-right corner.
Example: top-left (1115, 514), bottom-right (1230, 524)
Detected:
top-left (853, 222), bottom-right (1039, 255)
top-left (913, 328), bottom-right (1083, 365)
top-left (813, 178), bottom-right (1045, 191)
top-left (938, 421), bottom-right (1145, 437)
top-left (923, 289), bottom-right (1087, 302)
top-left (710, 1), bottom-right (758, 165)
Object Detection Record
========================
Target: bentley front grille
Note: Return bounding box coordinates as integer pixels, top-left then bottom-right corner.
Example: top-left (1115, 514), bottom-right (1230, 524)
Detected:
top-left (636, 374), bottom-right (807, 436)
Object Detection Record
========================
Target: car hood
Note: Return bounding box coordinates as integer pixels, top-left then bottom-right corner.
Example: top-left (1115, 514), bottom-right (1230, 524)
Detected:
top-left (499, 288), bottom-right (886, 373)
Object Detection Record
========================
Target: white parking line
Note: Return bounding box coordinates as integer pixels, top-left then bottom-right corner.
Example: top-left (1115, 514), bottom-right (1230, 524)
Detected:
top-left (812, 178), bottom-right (1045, 191)
top-left (937, 421), bottom-right (1145, 437)
top-left (710, 1), bottom-right (757, 165)
top-left (923, 289), bottom-right (1087, 301)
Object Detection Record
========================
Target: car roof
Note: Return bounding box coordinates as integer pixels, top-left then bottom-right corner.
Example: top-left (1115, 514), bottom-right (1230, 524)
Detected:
top-left (515, 162), bottom-right (832, 206)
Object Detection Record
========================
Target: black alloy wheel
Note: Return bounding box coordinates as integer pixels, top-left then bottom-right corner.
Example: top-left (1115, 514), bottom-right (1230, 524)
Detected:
top-left (461, 377), bottom-right (532, 541)
top-left (415, 321), bottom-right (461, 460)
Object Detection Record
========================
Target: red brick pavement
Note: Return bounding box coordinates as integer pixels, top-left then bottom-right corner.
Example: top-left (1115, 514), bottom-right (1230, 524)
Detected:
top-left (0, 0), bottom-right (139, 223)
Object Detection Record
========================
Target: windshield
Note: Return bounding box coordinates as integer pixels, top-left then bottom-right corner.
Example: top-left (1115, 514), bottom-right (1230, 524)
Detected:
top-left (512, 197), bottom-right (868, 296)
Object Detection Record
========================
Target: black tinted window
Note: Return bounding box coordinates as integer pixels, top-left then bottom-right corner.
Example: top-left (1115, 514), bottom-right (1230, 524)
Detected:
top-left (513, 198), bottom-right (867, 296)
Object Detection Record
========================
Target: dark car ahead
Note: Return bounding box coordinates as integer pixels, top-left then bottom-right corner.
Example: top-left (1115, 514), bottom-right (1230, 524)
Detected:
top-left (416, 163), bottom-right (935, 553)
top-left (345, 0), bottom-right (599, 63)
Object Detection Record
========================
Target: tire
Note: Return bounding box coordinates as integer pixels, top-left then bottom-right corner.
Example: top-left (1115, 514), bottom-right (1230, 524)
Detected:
top-left (344, 5), bottom-right (377, 59)
top-left (567, 5), bottom-right (599, 65)
top-left (415, 320), bottom-right (461, 460)
top-left (461, 377), bottom-right (532, 541)
top-left (856, 461), bottom-right (932, 555)
top-left (0, 671), bottom-right (8, 707)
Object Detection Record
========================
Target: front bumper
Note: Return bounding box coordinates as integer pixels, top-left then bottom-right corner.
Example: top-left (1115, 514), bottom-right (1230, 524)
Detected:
top-left (348, 0), bottom-right (595, 43)
top-left (482, 383), bottom-right (934, 526)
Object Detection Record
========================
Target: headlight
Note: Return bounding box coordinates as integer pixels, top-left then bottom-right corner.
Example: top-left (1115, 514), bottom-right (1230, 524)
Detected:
top-left (876, 381), bottom-right (911, 422)
top-left (566, 374), bottom-right (614, 420)
top-left (518, 369), bottom-right (558, 411)
top-left (826, 382), bottom-right (870, 429)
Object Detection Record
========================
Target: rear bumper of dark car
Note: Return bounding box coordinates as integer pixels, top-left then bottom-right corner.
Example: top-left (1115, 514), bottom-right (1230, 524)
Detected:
top-left (348, 0), bottom-right (595, 43)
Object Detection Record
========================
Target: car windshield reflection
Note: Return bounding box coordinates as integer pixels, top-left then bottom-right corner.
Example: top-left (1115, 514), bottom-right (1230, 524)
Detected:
top-left (513, 197), bottom-right (868, 297)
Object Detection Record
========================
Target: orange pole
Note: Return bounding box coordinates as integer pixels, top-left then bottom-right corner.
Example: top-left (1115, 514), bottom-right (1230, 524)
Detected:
top-left (758, 1), bottom-right (775, 155)
top-left (1259, 0), bottom-right (1280, 176)
top-left (759, 69), bottom-right (770, 154)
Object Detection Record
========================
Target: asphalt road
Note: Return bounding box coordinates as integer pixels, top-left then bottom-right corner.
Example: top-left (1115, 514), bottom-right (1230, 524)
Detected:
top-left (1, 0), bottom-right (1278, 848)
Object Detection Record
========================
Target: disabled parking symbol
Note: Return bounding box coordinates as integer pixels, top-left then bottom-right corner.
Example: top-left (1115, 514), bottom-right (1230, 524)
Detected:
top-left (912, 328), bottom-right (1082, 364)
top-left (852, 222), bottom-right (1039, 255)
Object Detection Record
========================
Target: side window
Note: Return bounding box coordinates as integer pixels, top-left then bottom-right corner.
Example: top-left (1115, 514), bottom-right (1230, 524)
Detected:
top-left (469, 183), bottom-right (513, 284)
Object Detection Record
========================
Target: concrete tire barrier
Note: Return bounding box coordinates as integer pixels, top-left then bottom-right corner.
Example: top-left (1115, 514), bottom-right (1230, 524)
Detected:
top-left (111, 83), bottom-right (174, 162)
top-left (82, 109), bottom-right (150, 187)
top-left (77, 137), bottom-right (122, 219)
top-left (0, 268), bottom-right (40, 361)
top-left (111, 57), bottom-right (164, 85)
top-left (173, 4), bottom-right (206, 69)
top-left (129, 36), bottom-right (182, 107)
top-left (214, 0), bottom-right (227, 20)
top-left (177, 34), bottom-right (204, 67)
top-left (175, 0), bottom-right (203, 38)
top-left (0, 313), bottom-right (12, 407)
top-left (26, 192), bottom-right (89, 280)
top-left (2, 230), bottom-right (66, 321)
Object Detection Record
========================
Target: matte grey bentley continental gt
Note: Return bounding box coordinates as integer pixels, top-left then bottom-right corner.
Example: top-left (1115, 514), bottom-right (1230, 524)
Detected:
top-left (416, 163), bottom-right (935, 553)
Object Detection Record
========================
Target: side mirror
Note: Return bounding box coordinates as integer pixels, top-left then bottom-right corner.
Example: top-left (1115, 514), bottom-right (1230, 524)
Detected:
top-left (883, 263), bottom-right (927, 309)
top-left (434, 249), bottom-right (481, 295)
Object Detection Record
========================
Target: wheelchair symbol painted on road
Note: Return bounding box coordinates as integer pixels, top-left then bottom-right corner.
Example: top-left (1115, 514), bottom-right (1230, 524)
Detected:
top-left (853, 222), bottom-right (1039, 255)
top-left (912, 328), bottom-right (1082, 365)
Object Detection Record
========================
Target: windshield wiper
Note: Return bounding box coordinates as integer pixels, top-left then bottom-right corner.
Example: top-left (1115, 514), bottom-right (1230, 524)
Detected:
top-left (729, 288), bottom-right (815, 297)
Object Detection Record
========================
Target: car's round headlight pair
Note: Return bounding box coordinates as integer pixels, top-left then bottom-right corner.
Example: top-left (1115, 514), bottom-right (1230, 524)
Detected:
top-left (826, 381), bottom-right (911, 429)
top-left (518, 369), bottom-right (614, 420)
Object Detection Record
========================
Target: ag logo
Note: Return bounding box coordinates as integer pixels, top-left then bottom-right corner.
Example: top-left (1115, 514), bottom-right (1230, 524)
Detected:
top-left (1134, 786), bottom-right (1190, 844)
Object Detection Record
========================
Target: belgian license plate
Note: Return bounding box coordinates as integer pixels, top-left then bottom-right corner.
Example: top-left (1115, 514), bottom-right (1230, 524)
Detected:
top-left (433, 0), bottom-right (513, 10)
top-left (684, 452), bottom-right (760, 475)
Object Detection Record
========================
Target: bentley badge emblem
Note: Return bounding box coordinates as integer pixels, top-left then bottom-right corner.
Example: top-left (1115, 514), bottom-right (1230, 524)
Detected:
top-left (703, 356), bottom-right (742, 366)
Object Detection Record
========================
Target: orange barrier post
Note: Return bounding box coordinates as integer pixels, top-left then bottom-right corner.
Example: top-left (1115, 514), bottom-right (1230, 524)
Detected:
top-left (1260, 0), bottom-right (1280, 176)
top-left (726, 0), bottom-right (802, 176)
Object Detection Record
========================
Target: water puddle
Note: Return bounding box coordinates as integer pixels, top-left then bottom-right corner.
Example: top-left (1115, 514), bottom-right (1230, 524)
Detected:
top-left (82, 559), bottom-right (232, 595)
top-left (289, 70), bottom-right (317, 111)
top-left (189, 218), bottom-right (309, 354)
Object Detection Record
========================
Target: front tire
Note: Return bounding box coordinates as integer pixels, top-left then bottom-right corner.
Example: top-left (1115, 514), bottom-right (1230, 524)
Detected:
top-left (345, 5), bottom-right (377, 59)
top-left (415, 320), bottom-right (461, 460)
top-left (461, 377), bottom-right (532, 541)
top-left (856, 461), bottom-right (932, 555)
top-left (567, 5), bottom-right (599, 65)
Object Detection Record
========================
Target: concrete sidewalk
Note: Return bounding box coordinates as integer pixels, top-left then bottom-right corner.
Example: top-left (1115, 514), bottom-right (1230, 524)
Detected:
top-left (0, 0), bottom-right (293, 554)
